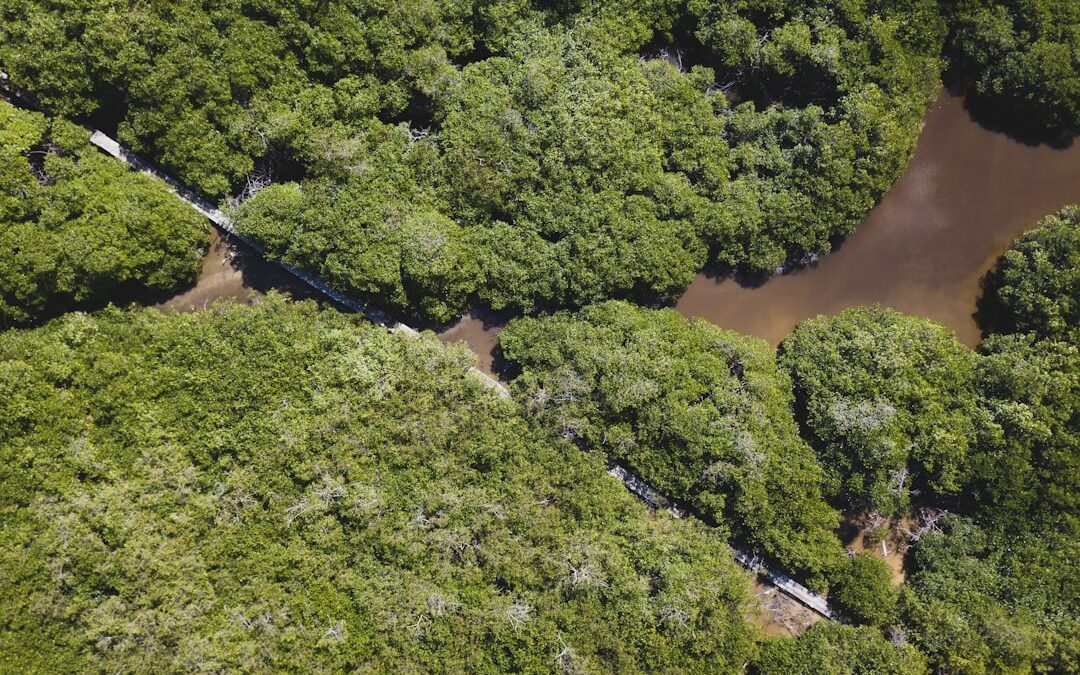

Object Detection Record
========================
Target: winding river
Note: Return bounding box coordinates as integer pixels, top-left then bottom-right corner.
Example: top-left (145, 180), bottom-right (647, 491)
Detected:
top-left (162, 88), bottom-right (1080, 374)
top-left (439, 89), bottom-right (1080, 372)
top-left (146, 86), bottom-right (1080, 634)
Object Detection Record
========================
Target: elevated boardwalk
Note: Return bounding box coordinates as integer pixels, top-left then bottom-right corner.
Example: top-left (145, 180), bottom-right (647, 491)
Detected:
top-left (90, 129), bottom-right (509, 398)
top-left (6, 71), bottom-right (833, 616)
top-left (90, 116), bottom-right (835, 618)
top-left (1, 70), bottom-right (504, 396)
top-left (86, 133), bottom-right (398, 327)
top-left (607, 461), bottom-right (835, 619)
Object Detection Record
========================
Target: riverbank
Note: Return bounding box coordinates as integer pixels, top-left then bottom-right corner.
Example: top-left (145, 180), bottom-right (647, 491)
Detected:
top-left (675, 88), bottom-right (1080, 346)
top-left (439, 88), bottom-right (1080, 372)
top-left (157, 231), bottom-right (315, 313)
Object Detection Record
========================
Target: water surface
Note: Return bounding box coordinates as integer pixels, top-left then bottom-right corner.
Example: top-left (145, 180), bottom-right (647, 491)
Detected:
top-left (158, 232), bottom-right (313, 313)
top-left (442, 89), bottom-right (1080, 371)
top-left (676, 90), bottom-right (1080, 345)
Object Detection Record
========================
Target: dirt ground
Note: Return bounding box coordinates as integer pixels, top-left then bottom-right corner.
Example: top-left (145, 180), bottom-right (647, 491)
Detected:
top-left (839, 513), bottom-right (917, 585)
top-left (748, 579), bottom-right (824, 637)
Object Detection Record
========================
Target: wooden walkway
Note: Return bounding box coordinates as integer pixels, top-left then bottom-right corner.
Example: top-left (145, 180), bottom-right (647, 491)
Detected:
top-left (5, 71), bottom-right (835, 616)
top-left (92, 129), bottom-right (509, 397)
top-left (0, 71), bottom-right (504, 396)
top-left (90, 113), bottom-right (835, 620)
top-left (607, 461), bottom-right (835, 619)
top-left (1, 71), bottom-right (506, 397)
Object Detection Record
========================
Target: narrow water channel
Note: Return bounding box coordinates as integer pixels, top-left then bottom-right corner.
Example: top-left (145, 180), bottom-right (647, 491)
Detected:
top-left (157, 231), bottom-right (313, 313)
top-left (441, 88), bottom-right (1080, 372)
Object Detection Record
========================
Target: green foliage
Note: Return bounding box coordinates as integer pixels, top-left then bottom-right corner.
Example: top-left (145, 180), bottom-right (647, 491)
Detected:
top-left (753, 622), bottom-right (928, 675)
top-left (970, 334), bottom-right (1079, 529)
top-left (436, 24), bottom-right (714, 311)
top-left (0, 101), bottom-right (208, 327)
top-left (830, 553), bottom-right (898, 626)
top-left (779, 307), bottom-right (978, 514)
top-left (902, 517), bottom-right (1079, 674)
top-left (0, 0), bottom-right (514, 197)
top-left (0, 298), bottom-right (759, 672)
top-left (983, 205), bottom-right (1080, 345)
top-left (2, 1), bottom-right (945, 321)
top-left (949, 0), bottom-right (1080, 132)
top-left (499, 301), bottom-right (844, 587)
top-left (231, 124), bottom-right (482, 323)
top-left (900, 319), bottom-right (1079, 673)
top-left (7, 3), bottom-right (1080, 671)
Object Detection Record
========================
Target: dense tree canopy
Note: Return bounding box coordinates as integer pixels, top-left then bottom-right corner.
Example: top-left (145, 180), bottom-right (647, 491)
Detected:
top-left (778, 307), bottom-right (978, 514)
top-left (1, 0), bottom-right (945, 322)
top-left (982, 204), bottom-right (1080, 345)
top-left (753, 622), bottom-right (928, 675)
top-left (902, 515), bottom-right (1079, 674)
top-left (828, 552), bottom-right (898, 627)
top-left (0, 298), bottom-right (761, 672)
top-left (499, 301), bottom-right (844, 588)
top-left (771, 296), bottom-right (1078, 671)
top-left (0, 0), bottom-right (516, 197)
top-left (0, 101), bottom-right (208, 327)
top-left (434, 23), bottom-right (714, 312)
top-left (231, 126), bottom-right (481, 323)
top-left (899, 330), bottom-right (1079, 673)
top-left (2, 3), bottom-right (1079, 672)
top-left (949, 0), bottom-right (1080, 133)
top-left (970, 333), bottom-right (1079, 528)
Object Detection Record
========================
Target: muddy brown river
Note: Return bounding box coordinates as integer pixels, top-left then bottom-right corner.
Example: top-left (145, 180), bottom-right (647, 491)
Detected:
top-left (440, 89), bottom-right (1080, 372)
top-left (158, 231), bottom-right (313, 313)
top-left (167, 89), bottom-right (1080, 373)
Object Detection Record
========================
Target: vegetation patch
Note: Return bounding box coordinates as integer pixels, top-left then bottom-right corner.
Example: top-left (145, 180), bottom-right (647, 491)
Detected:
top-left (0, 101), bottom-right (209, 327)
top-left (1, 0), bottom-right (946, 321)
top-left (0, 298), bottom-right (758, 672)
top-left (500, 301), bottom-right (845, 589)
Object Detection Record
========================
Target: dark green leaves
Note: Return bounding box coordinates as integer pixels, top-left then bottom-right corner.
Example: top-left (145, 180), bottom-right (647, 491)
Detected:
top-left (983, 205), bottom-right (1080, 345)
top-left (0, 102), bottom-right (209, 327)
top-left (950, 0), bottom-right (1080, 133)
top-left (500, 301), bottom-right (845, 586)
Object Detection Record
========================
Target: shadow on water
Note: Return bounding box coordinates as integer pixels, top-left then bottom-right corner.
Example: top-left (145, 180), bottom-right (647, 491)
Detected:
top-left (972, 263), bottom-right (1013, 343)
top-left (696, 246), bottom-right (833, 291)
top-left (156, 231), bottom-right (318, 314)
top-left (437, 305), bottom-right (518, 377)
top-left (675, 87), bottom-right (1080, 347)
top-left (942, 73), bottom-right (1077, 150)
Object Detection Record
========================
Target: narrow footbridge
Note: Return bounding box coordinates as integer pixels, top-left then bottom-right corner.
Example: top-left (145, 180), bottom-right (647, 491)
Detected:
top-left (607, 462), bottom-right (835, 619)
top-left (94, 112), bottom-right (835, 622)
top-left (4, 71), bottom-right (834, 619)
top-left (88, 129), bottom-right (507, 400)
top-left (2, 70), bottom-right (504, 395)
top-left (85, 134), bottom-right (395, 325)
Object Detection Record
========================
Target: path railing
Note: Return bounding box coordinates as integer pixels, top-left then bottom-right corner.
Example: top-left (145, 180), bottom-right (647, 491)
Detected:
top-left (93, 129), bottom-right (509, 397)
top-left (0, 71), bottom-right (506, 397)
top-left (5, 71), bottom-right (836, 617)
top-left (607, 461), bottom-right (835, 619)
